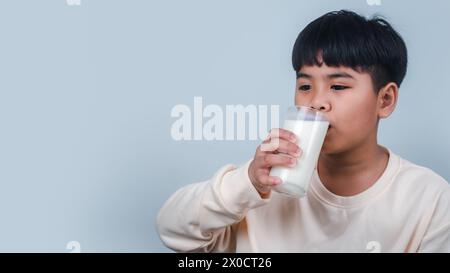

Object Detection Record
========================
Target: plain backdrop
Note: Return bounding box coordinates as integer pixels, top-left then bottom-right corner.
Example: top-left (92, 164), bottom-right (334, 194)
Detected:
top-left (0, 0), bottom-right (449, 252)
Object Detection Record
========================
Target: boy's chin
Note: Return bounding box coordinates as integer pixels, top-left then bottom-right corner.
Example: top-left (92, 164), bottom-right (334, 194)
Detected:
top-left (320, 140), bottom-right (342, 156)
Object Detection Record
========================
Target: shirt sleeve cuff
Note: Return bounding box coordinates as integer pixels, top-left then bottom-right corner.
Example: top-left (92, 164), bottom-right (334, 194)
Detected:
top-left (218, 159), bottom-right (272, 216)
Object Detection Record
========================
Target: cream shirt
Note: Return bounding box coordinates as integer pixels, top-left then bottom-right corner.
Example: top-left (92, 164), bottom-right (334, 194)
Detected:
top-left (157, 149), bottom-right (450, 252)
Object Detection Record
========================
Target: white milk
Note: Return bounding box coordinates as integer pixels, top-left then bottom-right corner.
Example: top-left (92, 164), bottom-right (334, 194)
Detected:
top-left (270, 119), bottom-right (329, 197)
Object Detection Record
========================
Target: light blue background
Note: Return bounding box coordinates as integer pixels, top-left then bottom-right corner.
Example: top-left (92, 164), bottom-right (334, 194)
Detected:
top-left (0, 0), bottom-right (449, 252)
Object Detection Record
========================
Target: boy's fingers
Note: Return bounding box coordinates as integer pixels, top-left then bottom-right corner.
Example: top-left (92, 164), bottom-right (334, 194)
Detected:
top-left (273, 138), bottom-right (302, 157)
top-left (268, 176), bottom-right (282, 186)
top-left (260, 130), bottom-right (299, 153)
top-left (262, 153), bottom-right (297, 168)
top-left (258, 174), bottom-right (282, 187)
top-left (269, 128), bottom-right (298, 143)
top-left (256, 168), bottom-right (270, 176)
top-left (253, 175), bottom-right (270, 192)
top-left (259, 138), bottom-right (280, 152)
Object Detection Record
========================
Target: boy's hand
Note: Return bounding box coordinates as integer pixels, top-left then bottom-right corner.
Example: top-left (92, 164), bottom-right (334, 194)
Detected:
top-left (248, 128), bottom-right (302, 198)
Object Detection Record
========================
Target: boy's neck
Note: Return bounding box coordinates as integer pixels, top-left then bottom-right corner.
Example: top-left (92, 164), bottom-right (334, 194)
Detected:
top-left (317, 139), bottom-right (389, 197)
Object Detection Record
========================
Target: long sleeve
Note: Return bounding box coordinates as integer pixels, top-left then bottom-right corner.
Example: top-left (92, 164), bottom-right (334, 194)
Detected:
top-left (156, 159), bottom-right (271, 252)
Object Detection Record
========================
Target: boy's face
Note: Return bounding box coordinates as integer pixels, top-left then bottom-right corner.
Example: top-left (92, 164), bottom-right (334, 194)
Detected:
top-left (294, 64), bottom-right (380, 155)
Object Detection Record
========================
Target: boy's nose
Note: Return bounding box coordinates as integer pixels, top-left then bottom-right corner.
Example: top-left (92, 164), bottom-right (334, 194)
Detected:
top-left (310, 101), bottom-right (331, 112)
top-left (308, 90), bottom-right (332, 112)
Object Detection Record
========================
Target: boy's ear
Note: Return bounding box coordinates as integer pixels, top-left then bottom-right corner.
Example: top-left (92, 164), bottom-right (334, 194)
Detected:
top-left (377, 82), bottom-right (398, 119)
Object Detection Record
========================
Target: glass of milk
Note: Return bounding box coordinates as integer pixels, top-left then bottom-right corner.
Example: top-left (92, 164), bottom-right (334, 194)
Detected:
top-left (270, 106), bottom-right (329, 198)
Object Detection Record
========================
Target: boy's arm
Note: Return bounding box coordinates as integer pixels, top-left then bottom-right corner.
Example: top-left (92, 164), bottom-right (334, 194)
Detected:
top-left (156, 159), bottom-right (271, 252)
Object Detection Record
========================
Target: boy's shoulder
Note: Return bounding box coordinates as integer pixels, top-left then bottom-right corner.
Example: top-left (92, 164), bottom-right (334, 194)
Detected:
top-left (392, 150), bottom-right (450, 194)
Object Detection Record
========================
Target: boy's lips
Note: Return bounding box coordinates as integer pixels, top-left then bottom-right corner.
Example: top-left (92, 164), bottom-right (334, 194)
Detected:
top-left (326, 124), bottom-right (332, 134)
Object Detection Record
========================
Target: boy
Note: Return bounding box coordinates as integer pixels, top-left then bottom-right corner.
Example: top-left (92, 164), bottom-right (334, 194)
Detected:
top-left (156, 10), bottom-right (450, 252)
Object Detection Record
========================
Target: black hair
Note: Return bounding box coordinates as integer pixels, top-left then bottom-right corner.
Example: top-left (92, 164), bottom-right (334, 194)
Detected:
top-left (292, 10), bottom-right (408, 92)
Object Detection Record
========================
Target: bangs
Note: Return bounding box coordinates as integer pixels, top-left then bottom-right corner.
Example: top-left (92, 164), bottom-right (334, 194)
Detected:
top-left (291, 10), bottom-right (407, 91)
top-left (292, 11), bottom-right (376, 72)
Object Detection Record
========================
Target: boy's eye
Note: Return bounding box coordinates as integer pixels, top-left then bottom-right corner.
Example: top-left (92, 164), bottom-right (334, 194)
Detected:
top-left (298, 85), bottom-right (311, 92)
top-left (331, 85), bottom-right (349, 91)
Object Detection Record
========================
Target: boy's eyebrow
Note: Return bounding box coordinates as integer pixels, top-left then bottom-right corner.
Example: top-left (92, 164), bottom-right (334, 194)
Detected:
top-left (296, 72), bottom-right (311, 79)
top-left (296, 71), bottom-right (355, 80)
top-left (327, 72), bottom-right (355, 79)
